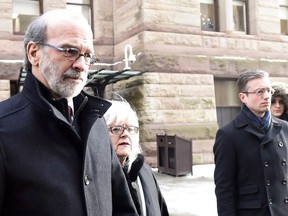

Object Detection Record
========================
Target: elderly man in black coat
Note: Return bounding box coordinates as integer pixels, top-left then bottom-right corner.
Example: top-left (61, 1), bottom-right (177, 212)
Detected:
top-left (214, 70), bottom-right (288, 216)
top-left (0, 9), bottom-right (138, 216)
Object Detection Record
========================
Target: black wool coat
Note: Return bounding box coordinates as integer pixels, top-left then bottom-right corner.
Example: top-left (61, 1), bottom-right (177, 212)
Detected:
top-left (0, 72), bottom-right (138, 216)
top-left (214, 112), bottom-right (288, 216)
top-left (139, 163), bottom-right (169, 216)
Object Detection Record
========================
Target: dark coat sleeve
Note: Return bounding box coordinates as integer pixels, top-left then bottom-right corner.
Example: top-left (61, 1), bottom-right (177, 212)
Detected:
top-left (111, 148), bottom-right (139, 216)
top-left (213, 128), bottom-right (237, 216)
top-left (152, 173), bottom-right (169, 216)
top-left (140, 164), bottom-right (169, 216)
top-left (0, 137), bottom-right (5, 212)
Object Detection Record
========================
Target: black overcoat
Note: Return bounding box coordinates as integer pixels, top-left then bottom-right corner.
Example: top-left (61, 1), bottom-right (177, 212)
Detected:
top-left (214, 112), bottom-right (288, 216)
top-left (139, 163), bottom-right (169, 216)
top-left (0, 72), bottom-right (138, 216)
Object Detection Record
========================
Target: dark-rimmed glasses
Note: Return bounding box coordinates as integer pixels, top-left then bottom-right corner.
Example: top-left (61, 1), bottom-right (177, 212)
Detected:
top-left (38, 42), bottom-right (98, 65)
top-left (242, 88), bottom-right (275, 96)
top-left (109, 126), bottom-right (139, 135)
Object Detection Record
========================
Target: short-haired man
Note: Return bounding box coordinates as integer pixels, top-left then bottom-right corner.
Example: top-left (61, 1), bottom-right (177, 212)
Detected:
top-left (214, 70), bottom-right (288, 216)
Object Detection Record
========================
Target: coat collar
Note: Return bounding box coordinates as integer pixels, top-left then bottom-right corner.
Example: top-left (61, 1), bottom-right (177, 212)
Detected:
top-left (235, 112), bottom-right (282, 145)
top-left (21, 71), bottom-right (111, 118)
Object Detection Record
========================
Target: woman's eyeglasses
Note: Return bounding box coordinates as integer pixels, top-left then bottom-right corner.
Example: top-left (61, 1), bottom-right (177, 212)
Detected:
top-left (109, 126), bottom-right (139, 135)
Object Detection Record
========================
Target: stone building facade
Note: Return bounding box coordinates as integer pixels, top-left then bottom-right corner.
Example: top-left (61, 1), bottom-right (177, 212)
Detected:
top-left (1, 0), bottom-right (288, 166)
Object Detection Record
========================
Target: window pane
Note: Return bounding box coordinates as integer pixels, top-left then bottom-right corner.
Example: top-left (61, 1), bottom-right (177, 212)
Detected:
top-left (233, 1), bottom-right (246, 32)
top-left (214, 79), bottom-right (240, 106)
top-left (13, 0), bottom-right (40, 34)
top-left (216, 107), bottom-right (241, 128)
top-left (280, 0), bottom-right (288, 6)
top-left (200, 2), bottom-right (216, 31)
top-left (66, 4), bottom-right (91, 25)
top-left (281, 19), bottom-right (288, 34)
top-left (280, 6), bottom-right (288, 35)
top-left (215, 79), bottom-right (241, 128)
top-left (67, 0), bottom-right (91, 26)
top-left (67, 0), bottom-right (90, 4)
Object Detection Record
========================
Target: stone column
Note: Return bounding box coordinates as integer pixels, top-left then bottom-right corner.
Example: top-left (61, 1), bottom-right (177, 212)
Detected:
top-left (218, 0), bottom-right (233, 33)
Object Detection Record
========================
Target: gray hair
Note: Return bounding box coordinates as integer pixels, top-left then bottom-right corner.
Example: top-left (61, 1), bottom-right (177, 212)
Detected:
top-left (23, 9), bottom-right (91, 72)
top-left (236, 70), bottom-right (269, 93)
top-left (23, 16), bottom-right (47, 72)
top-left (104, 99), bottom-right (142, 172)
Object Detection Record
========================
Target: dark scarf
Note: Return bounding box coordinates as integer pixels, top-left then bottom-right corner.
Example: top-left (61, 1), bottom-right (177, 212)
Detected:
top-left (241, 104), bottom-right (271, 132)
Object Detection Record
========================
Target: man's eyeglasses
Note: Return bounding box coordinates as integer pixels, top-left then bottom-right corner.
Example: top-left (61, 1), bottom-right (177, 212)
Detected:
top-left (109, 126), bottom-right (139, 135)
top-left (242, 88), bottom-right (275, 96)
top-left (38, 42), bottom-right (98, 65)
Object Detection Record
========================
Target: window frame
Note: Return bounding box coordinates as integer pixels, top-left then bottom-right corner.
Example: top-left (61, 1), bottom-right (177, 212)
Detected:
top-left (214, 78), bottom-right (241, 128)
top-left (280, 0), bottom-right (288, 35)
top-left (12, 0), bottom-right (43, 35)
top-left (66, 0), bottom-right (94, 34)
top-left (200, 0), bottom-right (219, 32)
top-left (232, 0), bottom-right (250, 34)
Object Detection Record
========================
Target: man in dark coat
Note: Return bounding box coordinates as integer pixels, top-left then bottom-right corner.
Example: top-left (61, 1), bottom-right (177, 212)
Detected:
top-left (214, 70), bottom-right (288, 216)
top-left (0, 9), bottom-right (138, 216)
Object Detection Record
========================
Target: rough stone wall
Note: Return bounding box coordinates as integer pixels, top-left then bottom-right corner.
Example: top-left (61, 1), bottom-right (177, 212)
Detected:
top-left (111, 0), bottom-right (288, 77)
top-left (0, 80), bottom-right (10, 102)
top-left (107, 0), bottom-right (288, 166)
top-left (105, 72), bottom-right (218, 166)
top-left (254, 0), bottom-right (280, 35)
top-left (0, 0), bottom-right (77, 81)
top-left (1, 0), bottom-right (288, 166)
top-left (92, 0), bottom-right (114, 63)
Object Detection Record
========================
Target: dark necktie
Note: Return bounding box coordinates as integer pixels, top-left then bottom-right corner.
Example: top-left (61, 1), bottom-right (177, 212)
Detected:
top-left (68, 106), bottom-right (73, 122)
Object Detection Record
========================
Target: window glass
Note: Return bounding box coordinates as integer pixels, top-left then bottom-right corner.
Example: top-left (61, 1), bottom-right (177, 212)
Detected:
top-left (200, 0), bottom-right (216, 31)
top-left (68, 0), bottom-right (90, 3)
top-left (233, 0), bottom-right (246, 32)
top-left (214, 79), bottom-right (240, 107)
top-left (280, 1), bottom-right (288, 35)
top-left (214, 79), bottom-right (241, 128)
top-left (67, 0), bottom-right (91, 26)
top-left (12, 0), bottom-right (40, 34)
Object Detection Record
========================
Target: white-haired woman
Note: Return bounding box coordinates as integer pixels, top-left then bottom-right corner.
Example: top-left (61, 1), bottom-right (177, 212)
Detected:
top-left (104, 100), bottom-right (169, 216)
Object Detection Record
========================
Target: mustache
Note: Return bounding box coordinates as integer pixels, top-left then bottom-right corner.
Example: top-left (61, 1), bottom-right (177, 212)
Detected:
top-left (63, 70), bottom-right (87, 80)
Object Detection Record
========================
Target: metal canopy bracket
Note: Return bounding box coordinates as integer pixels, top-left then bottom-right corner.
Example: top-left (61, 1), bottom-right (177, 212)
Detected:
top-left (86, 69), bottom-right (143, 97)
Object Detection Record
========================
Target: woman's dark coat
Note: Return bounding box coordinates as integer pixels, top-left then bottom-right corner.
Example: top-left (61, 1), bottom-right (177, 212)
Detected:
top-left (139, 163), bottom-right (169, 216)
top-left (214, 112), bottom-right (288, 216)
top-left (0, 72), bottom-right (138, 216)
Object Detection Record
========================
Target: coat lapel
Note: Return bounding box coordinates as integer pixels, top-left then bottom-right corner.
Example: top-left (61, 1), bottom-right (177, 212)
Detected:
top-left (260, 119), bottom-right (282, 145)
top-left (235, 113), bottom-right (282, 146)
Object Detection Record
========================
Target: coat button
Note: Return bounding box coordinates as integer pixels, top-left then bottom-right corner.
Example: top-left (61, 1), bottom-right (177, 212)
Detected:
top-left (279, 142), bottom-right (284, 147)
top-left (266, 180), bottom-right (271, 186)
top-left (131, 182), bottom-right (138, 190)
top-left (269, 198), bottom-right (273, 205)
top-left (264, 161), bottom-right (269, 167)
top-left (84, 175), bottom-right (90, 186)
top-left (284, 197), bottom-right (288, 203)
top-left (282, 179), bottom-right (287, 185)
top-left (282, 160), bottom-right (287, 166)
